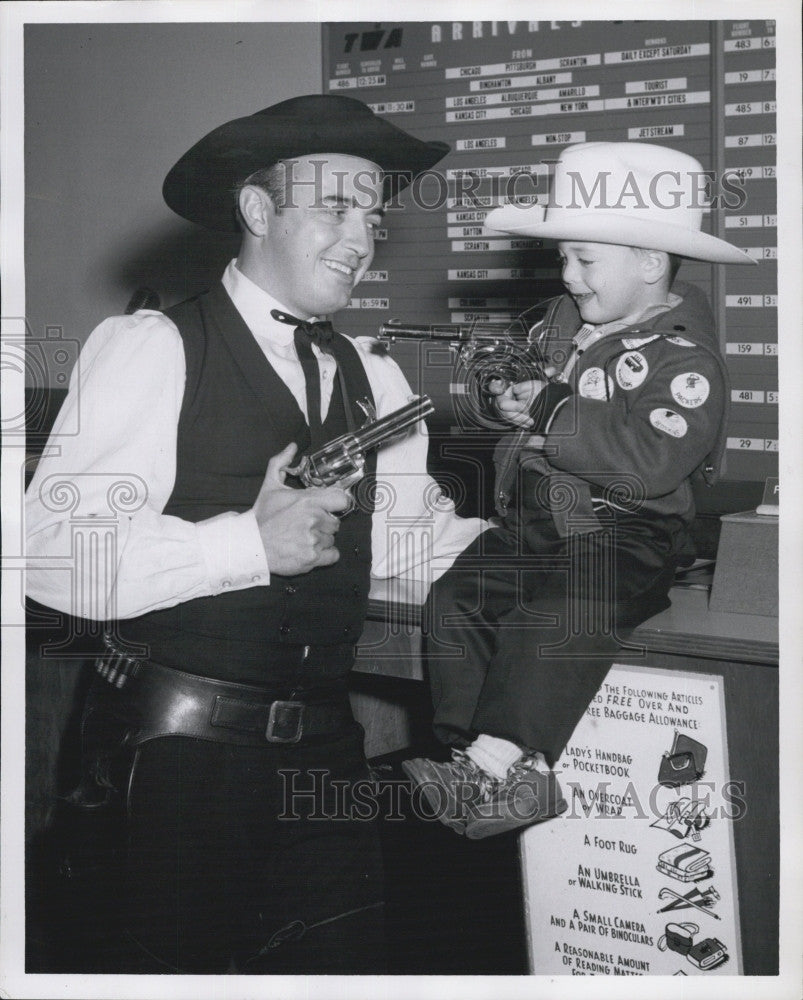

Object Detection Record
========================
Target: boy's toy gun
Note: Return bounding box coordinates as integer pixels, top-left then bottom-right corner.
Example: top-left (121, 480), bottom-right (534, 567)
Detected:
top-left (288, 395), bottom-right (434, 489)
top-left (377, 320), bottom-right (549, 395)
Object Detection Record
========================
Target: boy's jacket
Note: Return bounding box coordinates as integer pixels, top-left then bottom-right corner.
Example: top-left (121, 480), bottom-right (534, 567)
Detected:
top-left (494, 281), bottom-right (730, 537)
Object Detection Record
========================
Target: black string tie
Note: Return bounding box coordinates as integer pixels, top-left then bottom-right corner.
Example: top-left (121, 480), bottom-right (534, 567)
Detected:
top-left (270, 308), bottom-right (337, 445)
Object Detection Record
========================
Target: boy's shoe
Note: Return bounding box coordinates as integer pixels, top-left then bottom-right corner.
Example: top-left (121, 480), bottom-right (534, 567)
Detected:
top-left (402, 751), bottom-right (492, 834)
top-left (463, 752), bottom-right (567, 840)
top-left (402, 750), bottom-right (567, 839)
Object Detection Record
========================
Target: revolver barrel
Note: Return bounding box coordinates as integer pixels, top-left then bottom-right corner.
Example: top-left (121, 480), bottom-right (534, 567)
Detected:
top-left (295, 395), bottom-right (434, 489)
top-left (378, 320), bottom-right (511, 344)
top-left (351, 394), bottom-right (434, 451)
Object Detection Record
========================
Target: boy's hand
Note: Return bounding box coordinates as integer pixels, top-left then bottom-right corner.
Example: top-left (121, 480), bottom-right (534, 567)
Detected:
top-left (487, 378), bottom-right (546, 428)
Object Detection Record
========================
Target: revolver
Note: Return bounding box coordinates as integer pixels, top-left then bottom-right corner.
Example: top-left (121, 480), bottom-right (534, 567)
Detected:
top-left (287, 394), bottom-right (434, 489)
top-left (377, 320), bottom-right (551, 428)
top-left (377, 319), bottom-right (549, 392)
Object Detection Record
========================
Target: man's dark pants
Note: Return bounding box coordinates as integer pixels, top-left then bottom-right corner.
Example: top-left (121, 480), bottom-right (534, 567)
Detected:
top-left (67, 681), bottom-right (386, 974)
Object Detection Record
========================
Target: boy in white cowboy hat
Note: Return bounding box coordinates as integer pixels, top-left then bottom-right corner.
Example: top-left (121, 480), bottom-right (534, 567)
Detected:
top-left (26, 94), bottom-right (484, 972)
top-left (404, 141), bottom-right (755, 839)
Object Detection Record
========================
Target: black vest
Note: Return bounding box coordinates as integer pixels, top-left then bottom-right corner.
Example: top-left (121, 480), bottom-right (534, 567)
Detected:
top-left (120, 283), bottom-right (375, 685)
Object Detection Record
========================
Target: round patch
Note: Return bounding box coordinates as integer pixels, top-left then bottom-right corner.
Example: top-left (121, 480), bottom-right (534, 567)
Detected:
top-left (650, 408), bottom-right (688, 438)
top-left (616, 351), bottom-right (649, 390)
top-left (671, 372), bottom-right (710, 408)
top-left (666, 335), bottom-right (695, 347)
top-left (578, 366), bottom-right (614, 400)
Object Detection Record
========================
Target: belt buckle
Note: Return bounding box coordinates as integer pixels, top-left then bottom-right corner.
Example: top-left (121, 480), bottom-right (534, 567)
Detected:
top-left (266, 700), bottom-right (304, 743)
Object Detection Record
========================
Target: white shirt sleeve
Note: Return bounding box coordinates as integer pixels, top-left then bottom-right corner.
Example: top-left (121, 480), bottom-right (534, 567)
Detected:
top-left (355, 338), bottom-right (487, 588)
top-left (25, 312), bottom-right (268, 620)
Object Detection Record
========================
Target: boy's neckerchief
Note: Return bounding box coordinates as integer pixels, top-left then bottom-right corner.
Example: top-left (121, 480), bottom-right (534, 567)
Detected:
top-left (557, 292), bottom-right (682, 383)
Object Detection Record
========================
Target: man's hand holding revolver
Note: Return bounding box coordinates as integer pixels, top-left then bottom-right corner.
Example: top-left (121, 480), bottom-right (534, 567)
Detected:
top-left (251, 395), bottom-right (433, 576)
top-left (252, 443), bottom-right (350, 575)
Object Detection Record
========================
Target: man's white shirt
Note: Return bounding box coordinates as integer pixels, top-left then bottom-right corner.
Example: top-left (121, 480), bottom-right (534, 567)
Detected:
top-left (25, 260), bottom-right (485, 619)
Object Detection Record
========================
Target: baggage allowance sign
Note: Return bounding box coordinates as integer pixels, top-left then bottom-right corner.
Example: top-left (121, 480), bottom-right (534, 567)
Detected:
top-left (520, 663), bottom-right (742, 976)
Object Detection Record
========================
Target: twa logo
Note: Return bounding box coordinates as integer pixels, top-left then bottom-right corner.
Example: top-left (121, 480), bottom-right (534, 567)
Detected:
top-left (342, 27), bottom-right (403, 53)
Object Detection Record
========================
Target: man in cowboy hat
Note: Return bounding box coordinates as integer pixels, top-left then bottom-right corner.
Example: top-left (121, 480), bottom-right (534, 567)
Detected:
top-left (25, 95), bottom-right (484, 972)
top-left (403, 141), bottom-right (755, 839)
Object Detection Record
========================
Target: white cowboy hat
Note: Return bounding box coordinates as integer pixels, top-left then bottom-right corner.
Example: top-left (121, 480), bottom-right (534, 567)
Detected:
top-left (484, 142), bottom-right (755, 265)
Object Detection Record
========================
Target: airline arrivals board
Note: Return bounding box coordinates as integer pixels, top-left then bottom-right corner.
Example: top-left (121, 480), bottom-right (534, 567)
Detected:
top-left (323, 20), bottom-right (777, 482)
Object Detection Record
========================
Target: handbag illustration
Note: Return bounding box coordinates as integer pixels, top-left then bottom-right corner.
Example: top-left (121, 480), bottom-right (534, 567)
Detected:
top-left (658, 732), bottom-right (707, 787)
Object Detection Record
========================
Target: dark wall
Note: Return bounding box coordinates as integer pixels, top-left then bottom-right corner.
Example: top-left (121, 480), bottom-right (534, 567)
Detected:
top-left (24, 22), bottom-right (322, 374)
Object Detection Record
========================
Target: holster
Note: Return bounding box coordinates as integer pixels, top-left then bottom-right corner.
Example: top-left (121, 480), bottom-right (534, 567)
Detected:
top-left (55, 678), bottom-right (136, 895)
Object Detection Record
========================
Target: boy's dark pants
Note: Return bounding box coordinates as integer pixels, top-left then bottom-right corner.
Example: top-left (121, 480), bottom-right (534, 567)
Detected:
top-left (424, 513), bottom-right (689, 765)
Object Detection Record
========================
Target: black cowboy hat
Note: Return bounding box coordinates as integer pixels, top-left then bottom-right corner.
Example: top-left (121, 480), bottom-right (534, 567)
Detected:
top-left (163, 94), bottom-right (450, 232)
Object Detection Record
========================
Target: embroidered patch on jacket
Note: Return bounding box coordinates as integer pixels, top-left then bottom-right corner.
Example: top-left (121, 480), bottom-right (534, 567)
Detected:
top-left (666, 335), bottom-right (696, 347)
top-left (578, 366), bottom-right (614, 400)
top-left (670, 372), bottom-right (710, 408)
top-left (650, 408), bottom-right (688, 438)
top-left (622, 335), bottom-right (660, 350)
top-left (615, 351), bottom-right (649, 390)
